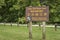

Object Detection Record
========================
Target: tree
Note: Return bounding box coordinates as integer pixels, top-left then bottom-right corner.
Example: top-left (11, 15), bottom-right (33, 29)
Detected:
top-left (0, 0), bottom-right (60, 23)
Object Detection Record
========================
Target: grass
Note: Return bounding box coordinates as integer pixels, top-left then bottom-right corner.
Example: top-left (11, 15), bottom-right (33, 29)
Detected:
top-left (0, 25), bottom-right (60, 40)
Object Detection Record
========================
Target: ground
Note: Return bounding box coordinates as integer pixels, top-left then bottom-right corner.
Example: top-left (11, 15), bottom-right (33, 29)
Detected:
top-left (0, 25), bottom-right (60, 40)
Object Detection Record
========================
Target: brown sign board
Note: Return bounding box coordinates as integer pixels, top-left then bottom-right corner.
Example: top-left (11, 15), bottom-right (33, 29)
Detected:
top-left (26, 6), bottom-right (49, 21)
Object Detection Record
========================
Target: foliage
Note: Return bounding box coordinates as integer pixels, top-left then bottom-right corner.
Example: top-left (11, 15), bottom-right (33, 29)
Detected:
top-left (18, 17), bottom-right (25, 24)
top-left (0, 0), bottom-right (60, 23)
top-left (41, 0), bottom-right (60, 22)
top-left (0, 0), bottom-right (41, 23)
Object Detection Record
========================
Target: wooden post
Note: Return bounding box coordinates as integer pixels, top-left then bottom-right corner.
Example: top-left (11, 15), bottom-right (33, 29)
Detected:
top-left (4, 22), bottom-right (6, 26)
top-left (11, 22), bottom-right (12, 27)
top-left (17, 22), bottom-right (19, 27)
top-left (39, 22), bottom-right (41, 29)
top-left (42, 22), bottom-right (46, 40)
top-left (28, 21), bottom-right (32, 40)
top-left (27, 22), bottom-right (29, 28)
top-left (55, 23), bottom-right (57, 31)
top-left (27, 16), bottom-right (32, 40)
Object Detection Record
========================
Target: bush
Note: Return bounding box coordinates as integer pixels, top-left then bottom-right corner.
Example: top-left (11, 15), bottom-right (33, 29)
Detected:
top-left (18, 17), bottom-right (26, 24)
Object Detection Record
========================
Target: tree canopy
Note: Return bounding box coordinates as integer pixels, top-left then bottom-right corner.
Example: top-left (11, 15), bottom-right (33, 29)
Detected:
top-left (0, 0), bottom-right (60, 23)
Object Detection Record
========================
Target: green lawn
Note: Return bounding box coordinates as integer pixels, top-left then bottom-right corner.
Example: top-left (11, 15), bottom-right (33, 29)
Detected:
top-left (0, 25), bottom-right (60, 40)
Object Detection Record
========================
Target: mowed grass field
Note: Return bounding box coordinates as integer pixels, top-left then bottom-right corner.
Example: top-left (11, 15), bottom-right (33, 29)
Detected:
top-left (0, 25), bottom-right (60, 40)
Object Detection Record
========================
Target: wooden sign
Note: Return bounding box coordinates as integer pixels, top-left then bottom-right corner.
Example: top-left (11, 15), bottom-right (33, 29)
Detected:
top-left (26, 6), bottom-right (49, 21)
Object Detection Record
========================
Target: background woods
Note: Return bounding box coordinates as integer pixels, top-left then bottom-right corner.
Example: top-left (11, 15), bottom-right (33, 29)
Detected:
top-left (0, 0), bottom-right (60, 23)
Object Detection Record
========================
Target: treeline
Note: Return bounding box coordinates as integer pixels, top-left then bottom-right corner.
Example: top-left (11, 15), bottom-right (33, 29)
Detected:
top-left (0, 0), bottom-right (60, 23)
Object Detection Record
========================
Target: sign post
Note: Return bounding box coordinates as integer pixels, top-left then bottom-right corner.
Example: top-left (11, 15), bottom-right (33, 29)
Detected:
top-left (26, 6), bottom-right (49, 40)
top-left (42, 22), bottom-right (46, 40)
top-left (28, 21), bottom-right (32, 40)
top-left (27, 16), bottom-right (32, 40)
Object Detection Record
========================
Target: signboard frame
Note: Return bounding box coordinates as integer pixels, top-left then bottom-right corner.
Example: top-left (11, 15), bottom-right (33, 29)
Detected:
top-left (26, 6), bottom-right (49, 22)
